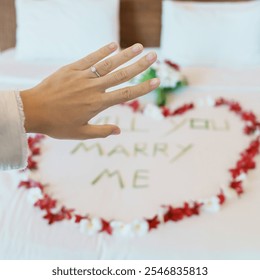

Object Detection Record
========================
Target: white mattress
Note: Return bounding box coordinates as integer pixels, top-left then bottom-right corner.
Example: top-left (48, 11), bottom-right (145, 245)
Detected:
top-left (1, 48), bottom-right (260, 260)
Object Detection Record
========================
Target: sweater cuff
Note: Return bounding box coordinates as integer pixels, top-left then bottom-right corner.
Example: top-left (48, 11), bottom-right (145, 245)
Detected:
top-left (0, 90), bottom-right (28, 170)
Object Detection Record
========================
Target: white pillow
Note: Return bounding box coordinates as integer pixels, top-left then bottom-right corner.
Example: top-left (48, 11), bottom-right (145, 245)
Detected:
top-left (15, 0), bottom-right (119, 63)
top-left (161, 0), bottom-right (260, 67)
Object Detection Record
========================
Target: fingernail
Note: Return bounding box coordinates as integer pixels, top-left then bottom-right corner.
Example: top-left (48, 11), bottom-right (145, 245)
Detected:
top-left (109, 42), bottom-right (117, 50)
top-left (112, 128), bottom-right (121, 135)
top-left (150, 78), bottom-right (160, 88)
top-left (132, 43), bottom-right (143, 53)
top-left (146, 52), bottom-right (157, 62)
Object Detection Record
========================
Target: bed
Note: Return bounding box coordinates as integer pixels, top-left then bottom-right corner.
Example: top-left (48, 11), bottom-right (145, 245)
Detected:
top-left (0, 0), bottom-right (260, 260)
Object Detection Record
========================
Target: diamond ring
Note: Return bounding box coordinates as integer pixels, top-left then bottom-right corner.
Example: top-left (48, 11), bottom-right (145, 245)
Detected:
top-left (90, 66), bottom-right (101, 78)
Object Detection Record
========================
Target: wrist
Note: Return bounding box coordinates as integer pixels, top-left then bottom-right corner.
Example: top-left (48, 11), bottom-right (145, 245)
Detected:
top-left (20, 88), bottom-right (41, 133)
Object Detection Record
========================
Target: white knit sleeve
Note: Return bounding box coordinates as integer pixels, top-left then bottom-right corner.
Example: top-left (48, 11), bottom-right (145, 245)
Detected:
top-left (0, 90), bottom-right (28, 170)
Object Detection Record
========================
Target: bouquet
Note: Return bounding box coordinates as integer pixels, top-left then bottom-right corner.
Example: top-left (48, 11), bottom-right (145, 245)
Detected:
top-left (140, 60), bottom-right (187, 106)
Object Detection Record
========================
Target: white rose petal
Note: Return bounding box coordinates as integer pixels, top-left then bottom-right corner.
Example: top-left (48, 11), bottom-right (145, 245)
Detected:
top-left (27, 187), bottom-right (43, 205)
top-left (222, 186), bottom-right (238, 200)
top-left (235, 173), bottom-right (247, 182)
top-left (195, 98), bottom-right (205, 107)
top-left (154, 62), bottom-right (181, 88)
top-left (246, 121), bottom-right (253, 126)
top-left (152, 62), bottom-right (160, 72)
top-left (201, 197), bottom-right (220, 213)
top-left (157, 206), bottom-right (168, 223)
top-left (143, 104), bottom-right (164, 120)
top-left (79, 219), bottom-right (88, 233)
top-left (131, 219), bottom-right (149, 236)
top-left (110, 221), bottom-right (123, 231)
top-left (79, 218), bottom-right (102, 235)
top-left (110, 221), bottom-right (132, 237)
top-left (112, 221), bottom-right (149, 237)
top-left (113, 221), bottom-right (134, 237)
top-left (254, 129), bottom-right (260, 137)
top-left (206, 96), bottom-right (215, 107)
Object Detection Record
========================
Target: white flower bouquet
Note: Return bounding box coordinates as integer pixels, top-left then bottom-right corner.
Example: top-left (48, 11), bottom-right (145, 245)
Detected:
top-left (140, 60), bottom-right (187, 106)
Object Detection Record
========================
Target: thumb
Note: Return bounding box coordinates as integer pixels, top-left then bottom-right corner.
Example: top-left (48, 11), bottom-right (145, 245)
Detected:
top-left (80, 124), bottom-right (121, 139)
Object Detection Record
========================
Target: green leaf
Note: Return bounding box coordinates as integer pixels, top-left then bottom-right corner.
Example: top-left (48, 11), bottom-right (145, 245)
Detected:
top-left (139, 67), bottom-right (157, 83)
top-left (156, 88), bottom-right (167, 107)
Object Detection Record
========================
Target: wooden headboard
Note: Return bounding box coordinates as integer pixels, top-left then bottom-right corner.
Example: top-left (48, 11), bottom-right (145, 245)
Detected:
top-left (0, 0), bottom-right (251, 51)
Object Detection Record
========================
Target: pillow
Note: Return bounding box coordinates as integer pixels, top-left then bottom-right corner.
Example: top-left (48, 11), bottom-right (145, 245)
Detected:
top-left (161, 0), bottom-right (260, 67)
top-left (15, 0), bottom-right (119, 63)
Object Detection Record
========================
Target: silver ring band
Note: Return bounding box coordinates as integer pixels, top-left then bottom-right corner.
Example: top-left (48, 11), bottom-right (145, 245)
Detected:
top-left (90, 66), bottom-right (101, 78)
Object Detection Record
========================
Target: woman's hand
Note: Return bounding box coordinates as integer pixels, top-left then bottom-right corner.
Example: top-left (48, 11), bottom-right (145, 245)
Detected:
top-left (20, 42), bottom-right (160, 140)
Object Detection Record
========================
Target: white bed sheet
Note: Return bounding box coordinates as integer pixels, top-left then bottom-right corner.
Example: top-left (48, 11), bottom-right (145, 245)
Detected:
top-left (1, 48), bottom-right (260, 260)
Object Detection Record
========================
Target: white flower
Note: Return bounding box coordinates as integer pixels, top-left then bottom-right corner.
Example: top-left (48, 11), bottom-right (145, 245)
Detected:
top-left (130, 219), bottom-right (149, 236)
top-left (201, 196), bottom-right (220, 213)
top-left (111, 220), bottom-right (149, 237)
top-left (195, 97), bottom-right (215, 108)
top-left (143, 103), bottom-right (164, 120)
top-left (235, 173), bottom-right (247, 182)
top-left (110, 221), bottom-right (132, 237)
top-left (79, 217), bottom-right (102, 235)
top-left (195, 98), bottom-right (206, 107)
top-left (205, 96), bottom-right (215, 107)
top-left (222, 186), bottom-right (238, 200)
top-left (153, 62), bottom-right (181, 88)
top-left (27, 187), bottom-right (43, 205)
top-left (254, 129), bottom-right (260, 137)
top-left (246, 121), bottom-right (253, 126)
top-left (157, 206), bottom-right (168, 223)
